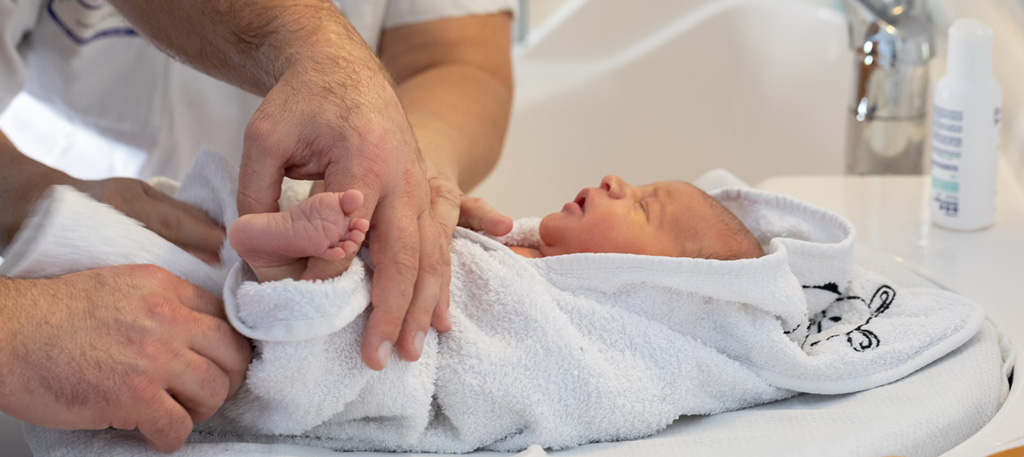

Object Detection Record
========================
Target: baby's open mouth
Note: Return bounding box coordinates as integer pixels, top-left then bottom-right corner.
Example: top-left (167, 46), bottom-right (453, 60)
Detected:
top-left (574, 191), bottom-right (587, 212)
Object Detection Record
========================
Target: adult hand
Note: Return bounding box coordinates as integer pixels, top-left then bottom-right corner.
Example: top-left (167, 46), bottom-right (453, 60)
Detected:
top-left (0, 265), bottom-right (251, 452)
top-left (1, 135), bottom-right (224, 262)
top-left (236, 50), bottom-right (449, 370)
top-left (80, 178), bottom-right (225, 264)
top-left (409, 163), bottom-right (514, 334)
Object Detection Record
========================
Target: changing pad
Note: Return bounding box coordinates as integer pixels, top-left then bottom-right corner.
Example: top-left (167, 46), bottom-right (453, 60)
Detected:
top-left (1, 156), bottom-right (1006, 457)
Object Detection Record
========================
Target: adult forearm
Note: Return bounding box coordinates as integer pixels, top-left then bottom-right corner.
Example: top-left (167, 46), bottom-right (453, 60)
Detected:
top-left (398, 65), bottom-right (513, 191)
top-left (105, 0), bottom-right (380, 96)
top-left (381, 14), bottom-right (514, 192)
top-left (0, 133), bottom-right (78, 248)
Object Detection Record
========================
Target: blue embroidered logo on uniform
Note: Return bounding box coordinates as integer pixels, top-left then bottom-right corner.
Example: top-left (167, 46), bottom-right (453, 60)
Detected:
top-left (47, 0), bottom-right (137, 44)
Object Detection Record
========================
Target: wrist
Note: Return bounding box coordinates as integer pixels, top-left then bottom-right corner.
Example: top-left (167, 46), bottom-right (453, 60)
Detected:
top-left (0, 279), bottom-right (31, 405)
top-left (0, 143), bottom-right (82, 246)
top-left (260, 4), bottom-right (381, 94)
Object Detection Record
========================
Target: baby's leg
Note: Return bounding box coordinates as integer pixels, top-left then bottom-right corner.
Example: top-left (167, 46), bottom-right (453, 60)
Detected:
top-left (230, 191), bottom-right (370, 282)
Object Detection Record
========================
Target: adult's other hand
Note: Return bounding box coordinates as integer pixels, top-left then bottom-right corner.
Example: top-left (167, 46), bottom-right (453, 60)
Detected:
top-left (0, 265), bottom-right (251, 452)
top-left (0, 135), bottom-right (224, 263)
top-left (82, 177), bottom-right (225, 264)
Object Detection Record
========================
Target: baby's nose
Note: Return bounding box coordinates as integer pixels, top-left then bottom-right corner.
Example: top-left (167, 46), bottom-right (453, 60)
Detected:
top-left (601, 175), bottom-right (623, 197)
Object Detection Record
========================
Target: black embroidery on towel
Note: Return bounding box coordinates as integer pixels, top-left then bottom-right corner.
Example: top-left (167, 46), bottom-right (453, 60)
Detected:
top-left (802, 282), bottom-right (841, 295)
top-left (803, 284), bottom-right (896, 352)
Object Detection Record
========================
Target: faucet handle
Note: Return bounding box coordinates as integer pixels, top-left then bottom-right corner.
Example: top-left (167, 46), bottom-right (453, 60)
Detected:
top-left (843, 0), bottom-right (933, 67)
top-left (864, 0), bottom-right (924, 20)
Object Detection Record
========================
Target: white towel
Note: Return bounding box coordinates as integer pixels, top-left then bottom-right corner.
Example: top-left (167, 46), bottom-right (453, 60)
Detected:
top-left (4, 150), bottom-right (985, 455)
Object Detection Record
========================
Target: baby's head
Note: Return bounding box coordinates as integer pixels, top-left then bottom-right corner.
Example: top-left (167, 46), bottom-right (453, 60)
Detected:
top-left (538, 175), bottom-right (764, 260)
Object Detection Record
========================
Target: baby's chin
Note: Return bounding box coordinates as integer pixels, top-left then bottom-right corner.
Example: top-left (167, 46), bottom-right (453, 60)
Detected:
top-left (537, 212), bottom-right (563, 247)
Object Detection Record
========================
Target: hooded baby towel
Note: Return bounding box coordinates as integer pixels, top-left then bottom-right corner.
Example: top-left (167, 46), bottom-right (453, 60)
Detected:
top-left (2, 150), bottom-right (984, 455)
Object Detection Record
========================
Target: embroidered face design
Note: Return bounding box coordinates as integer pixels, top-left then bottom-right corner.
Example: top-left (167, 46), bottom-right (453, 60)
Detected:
top-left (804, 284), bottom-right (896, 352)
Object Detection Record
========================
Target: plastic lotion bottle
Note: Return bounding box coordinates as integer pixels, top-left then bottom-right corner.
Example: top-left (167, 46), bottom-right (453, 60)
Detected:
top-left (931, 18), bottom-right (1002, 230)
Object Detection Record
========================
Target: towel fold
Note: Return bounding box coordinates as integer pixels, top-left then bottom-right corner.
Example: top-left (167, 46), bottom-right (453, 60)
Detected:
top-left (3, 149), bottom-right (986, 455)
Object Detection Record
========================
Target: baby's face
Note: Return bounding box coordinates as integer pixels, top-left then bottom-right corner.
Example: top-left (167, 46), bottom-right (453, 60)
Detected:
top-left (538, 175), bottom-right (699, 257)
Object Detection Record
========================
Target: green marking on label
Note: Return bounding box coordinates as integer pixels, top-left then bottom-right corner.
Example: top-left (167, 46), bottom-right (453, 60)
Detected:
top-left (932, 176), bottom-right (959, 193)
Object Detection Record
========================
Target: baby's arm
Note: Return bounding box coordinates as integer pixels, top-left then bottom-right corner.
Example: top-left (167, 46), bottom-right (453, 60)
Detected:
top-left (229, 191), bottom-right (369, 282)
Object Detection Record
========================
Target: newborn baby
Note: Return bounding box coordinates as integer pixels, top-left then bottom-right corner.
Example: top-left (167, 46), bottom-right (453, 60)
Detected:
top-left (205, 175), bottom-right (782, 452)
top-left (229, 175), bottom-right (764, 283)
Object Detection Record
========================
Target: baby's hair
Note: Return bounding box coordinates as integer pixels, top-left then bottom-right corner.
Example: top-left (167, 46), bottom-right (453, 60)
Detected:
top-left (680, 183), bottom-right (765, 261)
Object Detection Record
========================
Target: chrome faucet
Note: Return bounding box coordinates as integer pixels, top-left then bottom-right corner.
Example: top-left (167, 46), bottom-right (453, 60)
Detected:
top-left (843, 0), bottom-right (933, 174)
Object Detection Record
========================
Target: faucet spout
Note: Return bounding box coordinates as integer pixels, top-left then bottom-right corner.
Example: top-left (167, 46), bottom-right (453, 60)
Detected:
top-left (842, 0), bottom-right (934, 174)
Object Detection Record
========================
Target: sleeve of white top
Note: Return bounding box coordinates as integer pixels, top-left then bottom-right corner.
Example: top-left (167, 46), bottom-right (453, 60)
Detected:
top-left (383, 0), bottom-right (518, 29)
top-left (0, 0), bottom-right (42, 109)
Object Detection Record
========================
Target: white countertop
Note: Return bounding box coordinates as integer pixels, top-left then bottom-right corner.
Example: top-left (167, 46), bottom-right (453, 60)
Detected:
top-left (759, 162), bottom-right (1024, 456)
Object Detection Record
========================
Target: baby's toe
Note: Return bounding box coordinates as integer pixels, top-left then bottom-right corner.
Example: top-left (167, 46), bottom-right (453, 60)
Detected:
top-left (340, 190), bottom-right (364, 216)
top-left (321, 246), bottom-right (349, 261)
top-left (339, 239), bottom-right (362, 256)
top-left (350, 218), bottom-right (370, 234)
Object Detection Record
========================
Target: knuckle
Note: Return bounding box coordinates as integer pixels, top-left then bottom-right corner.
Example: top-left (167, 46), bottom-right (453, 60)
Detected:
top-left (384, 250), bottom-right (420, 284)
top-left (193, 372), bottom-right (230, 422)
top-left (124, 374), bottom-right (160, 406)
top-left (130, 263), bottom-right (174, 282)
top-left (394, 263), bottom-right (421, 289)
top-left (243, 114), bottom-right (275, 150)
top-left (418, 253), bottom-right (446, 278)
top-left (430, 181), bottom-right (462, 204)
top-left (144, 297), bottom-right (183, 324)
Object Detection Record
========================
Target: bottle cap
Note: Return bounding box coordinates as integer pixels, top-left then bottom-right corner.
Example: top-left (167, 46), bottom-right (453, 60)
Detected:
top-left (947, 18), bottom-right (993, 80)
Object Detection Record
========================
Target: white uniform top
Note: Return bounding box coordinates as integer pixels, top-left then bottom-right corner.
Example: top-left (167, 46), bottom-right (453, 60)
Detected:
top-left (0, 0), bottom-right (516, 179)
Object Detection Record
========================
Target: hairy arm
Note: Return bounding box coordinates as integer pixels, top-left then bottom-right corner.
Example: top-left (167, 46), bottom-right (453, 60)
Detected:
top-left (103, 1), bottom-right (515, 369)
top-left (369, 14), bottom-right (514, 348)
top-left (0, 132), bottom-right (77, 248)
top-left (104, 0), bottom-right (371, 97)
top-left (381, 13), bottom-right (514, 194)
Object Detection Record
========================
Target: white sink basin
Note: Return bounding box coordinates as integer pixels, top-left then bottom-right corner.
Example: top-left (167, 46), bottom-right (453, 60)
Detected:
top-left (475, 0), bottom-right (850, 218)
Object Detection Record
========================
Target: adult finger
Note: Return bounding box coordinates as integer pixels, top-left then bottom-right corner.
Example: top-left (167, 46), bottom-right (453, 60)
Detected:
top-left (395, 212), bottom-right (445, 361)
top-left (175, 282), bottom-right (227, 320)
top-left (139, 203), bottom-right (225, 263)
top-left (459, 196), bottom-right (513, 236)
top-left (183, 247), bottom-right (222, 266)
top-left (314, 163), bottom-right (384, 280)
top-left (237, 113), bottom-right (291, 215)
top-left (322, 162), bottom-right (382, 227)
top-left (139, 185), bottom-right (226, 257)
top-left (166, 352), bottom-right (231, 424)
top-left (361, 197), bottom-right (420, 370)
top-left (186, 313), bottom-right (252, 398)
top-left (136, 392), bottom-right (194, 453)
top-left (432, 270), bottom-right (452, 332)
top-left (425, 182), bottom-right (460, 332)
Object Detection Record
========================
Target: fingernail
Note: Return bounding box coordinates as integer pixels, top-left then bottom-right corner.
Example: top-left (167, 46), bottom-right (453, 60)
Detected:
top-left (414, 331), bottom-right (426, 356)
top-left (377, 341), bottom-right (393, 368)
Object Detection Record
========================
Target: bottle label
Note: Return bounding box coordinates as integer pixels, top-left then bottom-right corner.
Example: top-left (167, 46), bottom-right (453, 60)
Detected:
top-left (932, 105), bottom-right (964, 217)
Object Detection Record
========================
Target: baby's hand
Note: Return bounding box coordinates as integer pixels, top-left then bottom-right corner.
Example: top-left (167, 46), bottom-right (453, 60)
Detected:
top-left (229, 191), bottom-right (370, 282)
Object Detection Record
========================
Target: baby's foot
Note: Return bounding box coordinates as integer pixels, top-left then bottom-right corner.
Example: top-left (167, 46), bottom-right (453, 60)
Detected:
top-left (229, 191), bottom-right (370, 282)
